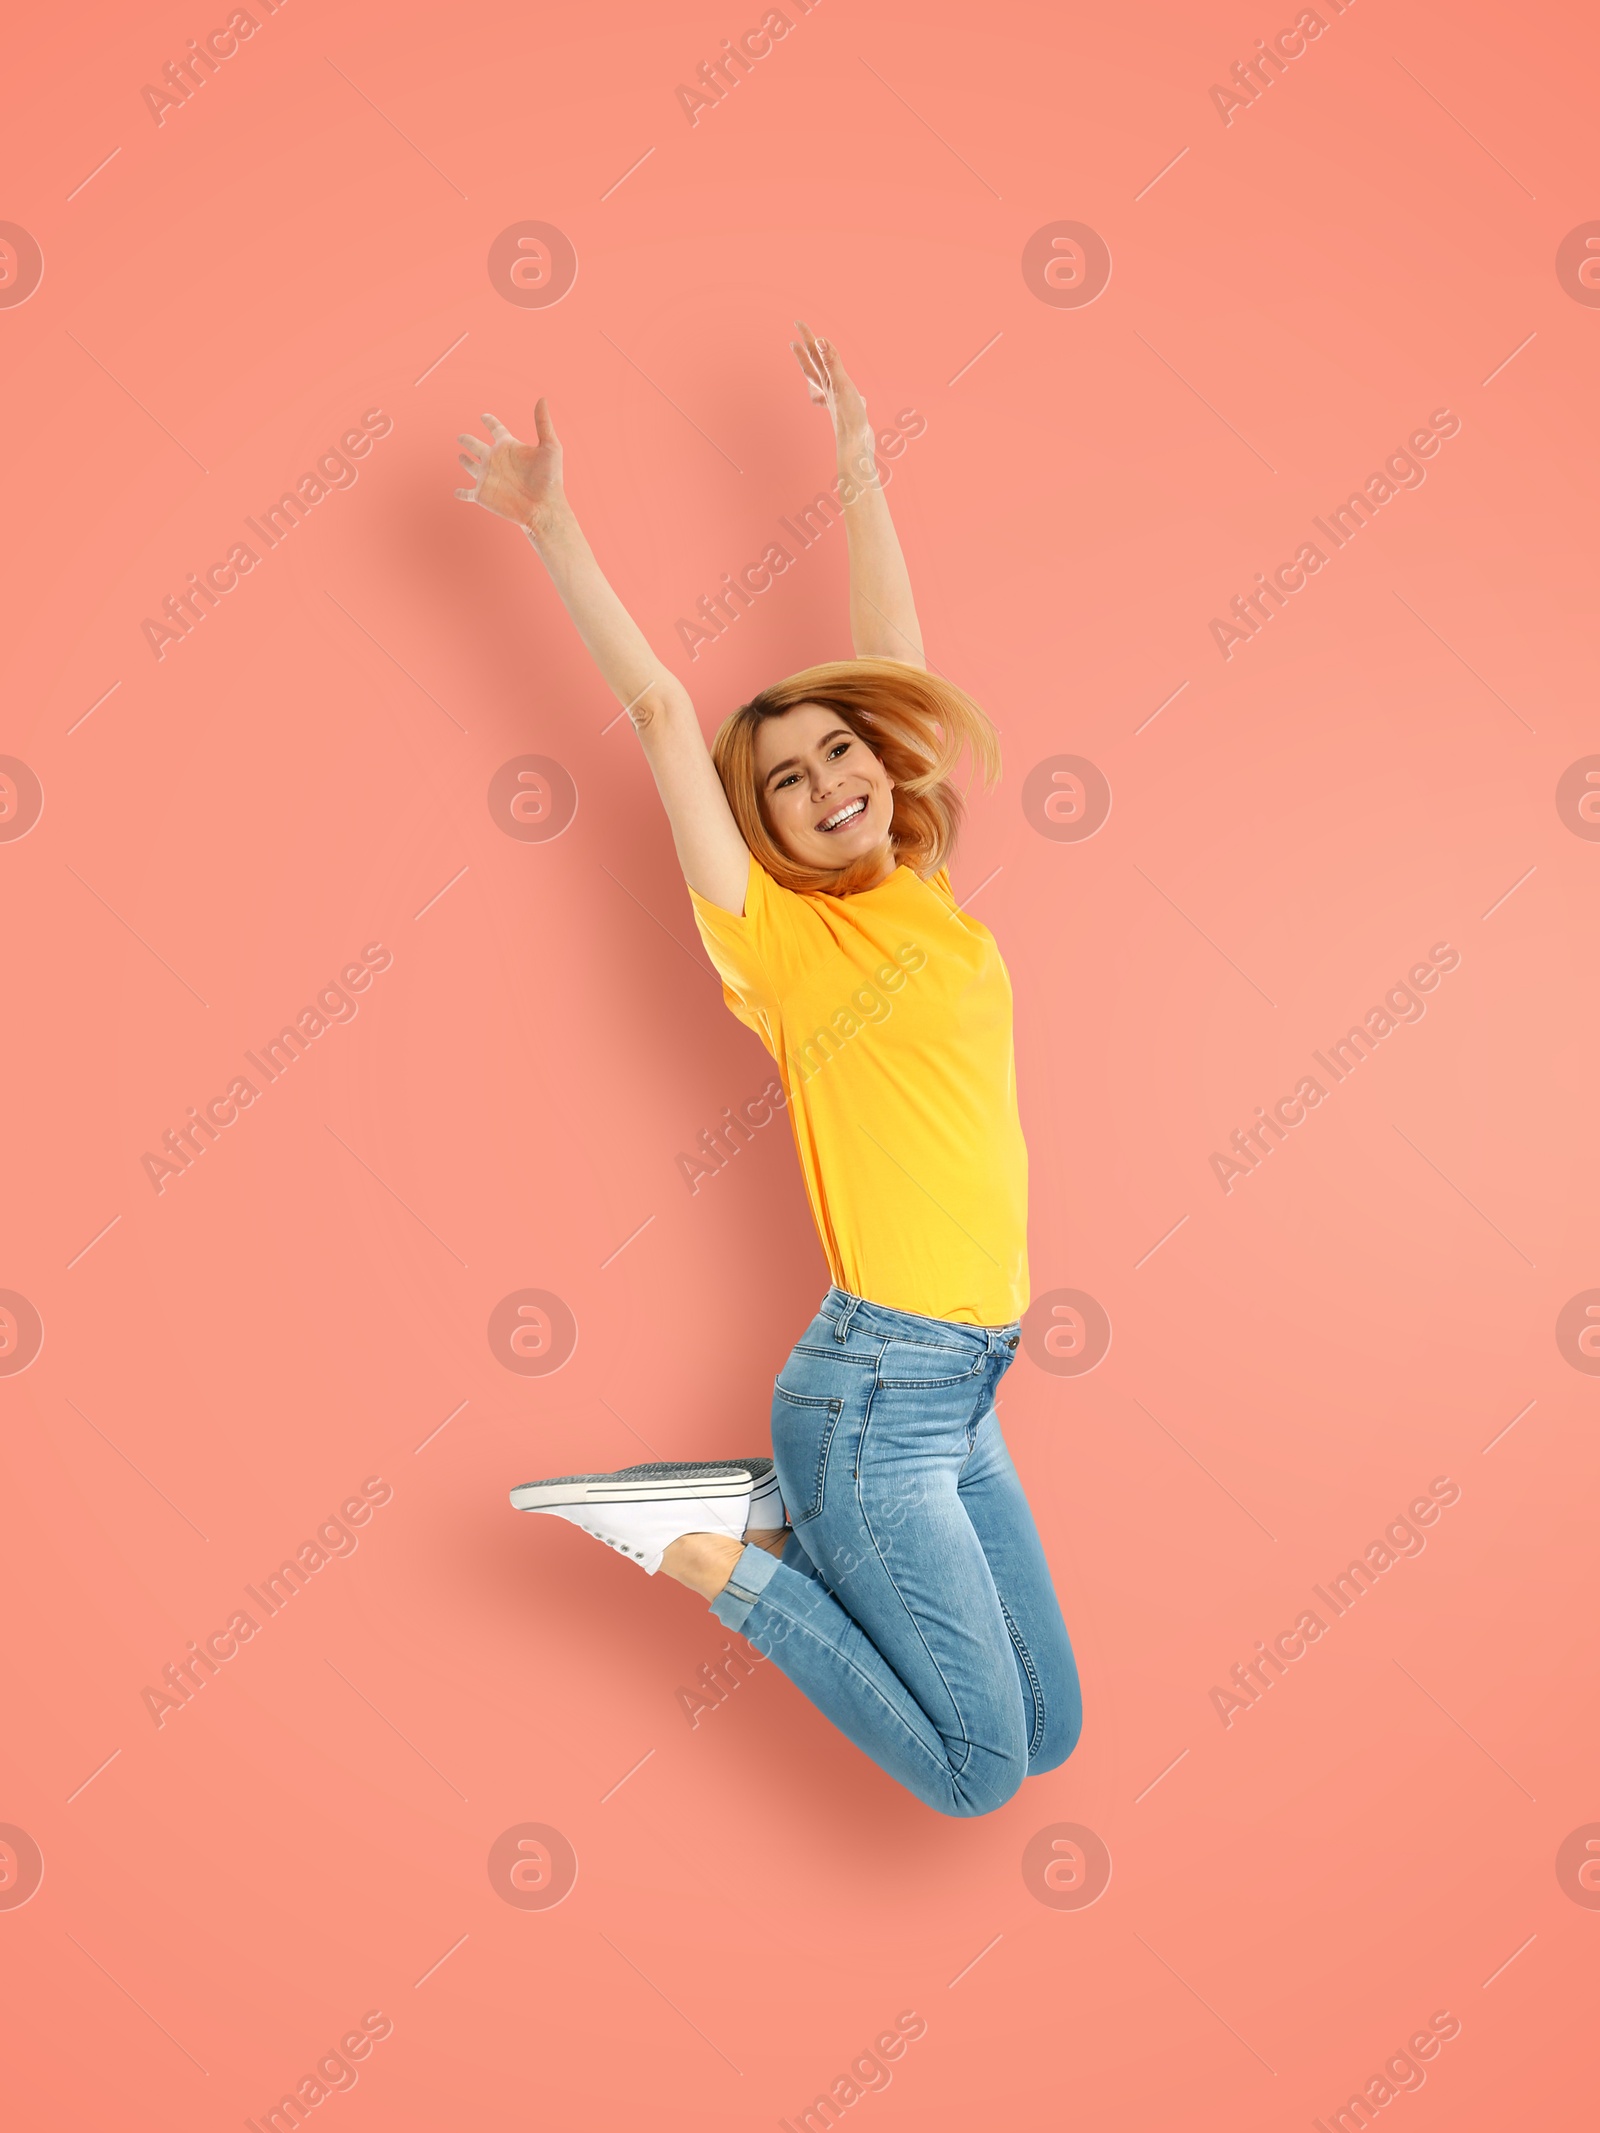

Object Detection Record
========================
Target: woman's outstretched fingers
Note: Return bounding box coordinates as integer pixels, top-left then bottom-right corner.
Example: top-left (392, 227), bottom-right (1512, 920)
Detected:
top-left (790, 331), bottom-right (828, 402)
top-left (454, 400), bottom-right (564, 531)
top-left (797, 319), bottom-right (830, 383)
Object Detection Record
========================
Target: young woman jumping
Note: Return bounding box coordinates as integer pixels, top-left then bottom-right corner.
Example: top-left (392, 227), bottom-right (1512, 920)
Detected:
top-left (455, 325), bottom-right (1081, 1817)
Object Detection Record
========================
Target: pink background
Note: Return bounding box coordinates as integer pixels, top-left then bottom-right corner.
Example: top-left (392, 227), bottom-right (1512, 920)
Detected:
top-left (2, 1), bottom-right (1596, 2126)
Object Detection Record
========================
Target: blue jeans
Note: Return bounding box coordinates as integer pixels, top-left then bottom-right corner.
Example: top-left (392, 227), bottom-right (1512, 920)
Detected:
top-left (711, 1287), bottom-right (1082, 1817)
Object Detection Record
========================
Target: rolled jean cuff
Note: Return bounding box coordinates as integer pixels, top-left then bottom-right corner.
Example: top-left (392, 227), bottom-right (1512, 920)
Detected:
top-left (710, 1540), bottom-right (782, 1633)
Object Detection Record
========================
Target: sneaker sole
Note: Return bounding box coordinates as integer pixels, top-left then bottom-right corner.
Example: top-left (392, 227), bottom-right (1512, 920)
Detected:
top-left (510, 1469), bottom-right (755, 1513)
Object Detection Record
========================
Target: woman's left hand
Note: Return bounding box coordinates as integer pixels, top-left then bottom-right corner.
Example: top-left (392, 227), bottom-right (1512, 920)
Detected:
top-left (791, 322), bottom-right (872, 457)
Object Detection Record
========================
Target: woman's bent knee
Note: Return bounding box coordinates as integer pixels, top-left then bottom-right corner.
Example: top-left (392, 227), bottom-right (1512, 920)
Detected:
top-left (937, 1752), bottom-right (1027, 1819)
top-left (932, 1700), bottom-right (1080, 1807)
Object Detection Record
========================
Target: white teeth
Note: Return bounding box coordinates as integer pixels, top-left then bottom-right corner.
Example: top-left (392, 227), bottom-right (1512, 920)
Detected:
top-left (820, 797), bottom-right (866, 831)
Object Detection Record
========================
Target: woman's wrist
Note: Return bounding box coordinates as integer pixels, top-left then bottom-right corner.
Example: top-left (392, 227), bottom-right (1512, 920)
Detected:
top-left (836, 427), bottom-right (875, 472)
top-left (522, 491), bottom-right (574, 551)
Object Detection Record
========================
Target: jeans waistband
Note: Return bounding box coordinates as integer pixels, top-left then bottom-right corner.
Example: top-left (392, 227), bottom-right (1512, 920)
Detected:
top-left (818, 1285), bottom-right (1021, 1355)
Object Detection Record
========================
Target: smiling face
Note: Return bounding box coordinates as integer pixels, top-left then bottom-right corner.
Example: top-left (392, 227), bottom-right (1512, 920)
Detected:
top-left (751, 702), bottom-right (897, 880)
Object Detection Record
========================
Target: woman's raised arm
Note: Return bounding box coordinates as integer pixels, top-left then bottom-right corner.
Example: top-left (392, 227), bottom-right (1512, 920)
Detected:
top-left (456, 402), bottom-right (752, 914)
top-left (790, 324), bottom-right (925, 670)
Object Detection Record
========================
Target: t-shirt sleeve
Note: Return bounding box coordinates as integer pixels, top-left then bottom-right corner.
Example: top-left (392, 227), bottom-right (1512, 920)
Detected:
top-left (686, 851), bottom-right (789, 1057)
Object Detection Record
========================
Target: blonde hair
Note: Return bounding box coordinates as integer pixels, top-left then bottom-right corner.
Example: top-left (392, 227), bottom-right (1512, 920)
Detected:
top-left (711, 659), bottom-right (1001, 896)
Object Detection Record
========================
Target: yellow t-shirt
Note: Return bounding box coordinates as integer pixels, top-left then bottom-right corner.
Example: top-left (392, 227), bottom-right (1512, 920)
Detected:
top-left (687, 854), bottom-right (1029, 1327)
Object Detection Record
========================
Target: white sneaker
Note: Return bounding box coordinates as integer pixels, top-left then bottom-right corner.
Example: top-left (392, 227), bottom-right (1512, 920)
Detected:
top-left (509, 1458), bottom-right (779, 1575)
top-left (744, 1461), bottom-right (786, 1532)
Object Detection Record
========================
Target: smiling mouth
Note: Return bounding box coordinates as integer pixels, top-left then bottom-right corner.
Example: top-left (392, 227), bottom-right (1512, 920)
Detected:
top-left (818, 796), bottom-right (868, 833)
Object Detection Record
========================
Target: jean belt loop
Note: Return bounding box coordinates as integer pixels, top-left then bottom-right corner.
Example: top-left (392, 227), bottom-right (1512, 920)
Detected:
top-left (834, 1292), bottom-right (860, 1344)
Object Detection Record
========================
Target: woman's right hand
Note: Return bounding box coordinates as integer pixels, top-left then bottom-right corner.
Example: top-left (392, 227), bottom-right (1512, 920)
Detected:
top-left (456, 399), bottom-right (565, 535)
top-left (790, 322), bottom-right (872, 464)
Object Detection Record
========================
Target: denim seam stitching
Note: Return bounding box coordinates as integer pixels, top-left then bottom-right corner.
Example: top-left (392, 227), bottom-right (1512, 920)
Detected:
top-left (878, 1369), bottom-right (983, 1389)
top-left (954, 1377), bottom-right (998, 1482)
top-left (997, 1591), bottom-right (1047, 1760)
top-left (856, 1361), bottom-right (978, 1779)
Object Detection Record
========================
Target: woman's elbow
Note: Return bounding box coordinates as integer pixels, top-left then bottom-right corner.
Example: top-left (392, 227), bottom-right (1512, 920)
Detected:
top-left (629, 685), bottom-right (693, 734)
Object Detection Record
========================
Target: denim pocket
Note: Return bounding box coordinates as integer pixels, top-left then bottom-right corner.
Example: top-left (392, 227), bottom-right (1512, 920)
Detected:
top-left (875, 1337), bottom-right (984, 1388)
top-left (771, 1387), bottom-right (843, 1525)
